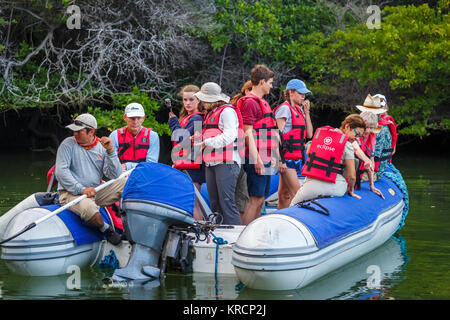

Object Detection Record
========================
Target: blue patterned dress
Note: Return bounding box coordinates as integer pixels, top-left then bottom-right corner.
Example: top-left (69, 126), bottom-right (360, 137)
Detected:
top-left (374, 125), bottom-right (392, 176)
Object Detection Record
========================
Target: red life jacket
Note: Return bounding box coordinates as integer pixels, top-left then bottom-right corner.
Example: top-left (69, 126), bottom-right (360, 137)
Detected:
top-left (202, 104), bottom-right (244, 164)
top-left (236, 94), bottom-right (278, 161)
top-left (374, 114), bottom-right (397, 171)
top-left (117, 126), bottom-right (151, 163)
top-left (273, 101), bottom-right (307, 161)
top-left (301, 126), bottom-right (348, 183)
top-left (171, 112), bottom-right (204, 169)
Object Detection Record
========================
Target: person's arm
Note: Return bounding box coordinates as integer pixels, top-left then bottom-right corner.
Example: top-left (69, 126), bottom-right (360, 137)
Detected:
top-left (168, 115), bottom-right (181, 133)
top-left (352, 140), bottom-right (373, 171)
top-left (243, 124), bottom-right (264, 174)
top-left (146, 130), bottom-right (160, 163)
top-left (204, 108), bottom-right (238, 149)
top-left (344, 159), bottom-right (361, 199)
top-left (368, 156), bottom-right (385, 199)
top-left (100, 136), bottom-right (123, 180)
top-left (54, 139), bottom-right (85, 195)
top-left (302, 100), bottom-right (314, 139)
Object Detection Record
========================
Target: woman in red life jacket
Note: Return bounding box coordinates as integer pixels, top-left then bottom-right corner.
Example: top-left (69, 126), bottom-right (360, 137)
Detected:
top-left (352, 111), bottom-right (384, 199)
top-left (230, 80), bottom-right (252, 215)
top-left (290, 114), bottom-right (366, 206)
top-left (194, 82), bottom-right (244, 225)
top-left (273, 79), bottom-right (314, 209)
top-left (169, 84), bottom-right (205, 221)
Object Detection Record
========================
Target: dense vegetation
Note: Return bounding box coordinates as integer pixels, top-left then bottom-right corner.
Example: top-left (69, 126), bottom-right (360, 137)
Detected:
top-left (0, 0), bottom-right (448, 150)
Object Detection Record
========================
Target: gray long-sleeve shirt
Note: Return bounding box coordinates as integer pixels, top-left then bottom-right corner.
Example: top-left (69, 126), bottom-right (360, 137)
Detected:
top-left (55, 136), bottom-right (123, 195)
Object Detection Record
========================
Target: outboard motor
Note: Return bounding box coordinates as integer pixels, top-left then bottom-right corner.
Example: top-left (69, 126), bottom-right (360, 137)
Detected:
top-left (111, 163), bottom-right (196, 282)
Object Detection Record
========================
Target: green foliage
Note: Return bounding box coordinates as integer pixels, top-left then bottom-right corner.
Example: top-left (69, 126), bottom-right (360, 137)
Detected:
top-left (209, 0), bottom-right (335, 62)
top-left (295, 3), bottom-right (450, 137)
top-left (88, 87), bottom-right (171, 136)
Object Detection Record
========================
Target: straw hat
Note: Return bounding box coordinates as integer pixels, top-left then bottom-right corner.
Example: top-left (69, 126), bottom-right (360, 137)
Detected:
top-left (356, 94), bottom-right (385, 115)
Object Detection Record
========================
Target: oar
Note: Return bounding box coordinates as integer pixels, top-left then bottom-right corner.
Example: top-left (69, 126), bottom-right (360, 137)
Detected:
top-left (0, 168), bottom-right (134, 246)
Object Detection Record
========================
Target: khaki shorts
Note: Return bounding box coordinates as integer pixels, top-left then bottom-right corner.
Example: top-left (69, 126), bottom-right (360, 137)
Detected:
top-left (59, 176), bottom-right (128, 221)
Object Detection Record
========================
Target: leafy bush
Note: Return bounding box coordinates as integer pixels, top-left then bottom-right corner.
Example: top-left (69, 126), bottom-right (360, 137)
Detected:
top-left (88, 86), bottom-right (171, 136)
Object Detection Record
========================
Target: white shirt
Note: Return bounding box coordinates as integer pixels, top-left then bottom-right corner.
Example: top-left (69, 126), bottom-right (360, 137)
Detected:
top-left (204, 106), bottom-right (241, 166)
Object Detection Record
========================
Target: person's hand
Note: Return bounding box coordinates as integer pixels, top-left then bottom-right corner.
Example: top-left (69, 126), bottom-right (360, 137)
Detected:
top-left (169, 111), bottom-right (176, 118)
top-left (82, 187), bottom-right (97, 198)
top-left (255, 158), bottom-right (265, 175)
top-left (302, 99), bottom-right (310, 114)
top-left (347, 189), bottom-right (361, 200)
top-left (99, 136), bottom-right (114, 153)
top-left (370, 185), bottom-right (385, 199)
top-left (364, 160), bottom-right (374, 172)
top-left (194, 141), bottom-right (205, 150)
top-left (121, 163), bottom-right (127, 171)
top-left (278, 161), bottom-right (287, 174)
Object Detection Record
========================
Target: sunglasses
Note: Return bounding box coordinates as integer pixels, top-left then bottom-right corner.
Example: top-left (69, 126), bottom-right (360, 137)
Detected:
top-left (73, 119), bottom-right (94, 129)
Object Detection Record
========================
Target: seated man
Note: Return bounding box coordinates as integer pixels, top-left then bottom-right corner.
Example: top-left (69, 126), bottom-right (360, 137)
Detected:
top-left (109, 102), bottom-right (160, 170)
top-left (55, 113), bottom-right (126, 245)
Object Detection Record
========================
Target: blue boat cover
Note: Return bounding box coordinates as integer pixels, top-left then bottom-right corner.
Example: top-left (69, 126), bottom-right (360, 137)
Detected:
top-left (270, 176), bottom-right (404, 249)
top-left (122, 162), bottom-right (195, 215)
top-left (41, 204), bottom-right (112, 246)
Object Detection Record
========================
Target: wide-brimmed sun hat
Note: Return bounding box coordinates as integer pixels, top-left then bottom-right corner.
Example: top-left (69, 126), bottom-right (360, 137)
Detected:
top-left (194, 82), bottom-right (230, 103)
top-left (66, 113), bottom-right (98, 131)
top-left (356, 94), bottom-right (385, 114)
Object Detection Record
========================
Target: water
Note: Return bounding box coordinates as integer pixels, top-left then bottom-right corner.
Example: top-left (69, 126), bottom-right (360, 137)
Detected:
top-left (0, 151), bottom-right (449, 300)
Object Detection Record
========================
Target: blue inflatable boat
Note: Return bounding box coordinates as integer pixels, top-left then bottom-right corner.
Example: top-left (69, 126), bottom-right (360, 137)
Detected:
top-left (231, 164), bottom-right (408, 290)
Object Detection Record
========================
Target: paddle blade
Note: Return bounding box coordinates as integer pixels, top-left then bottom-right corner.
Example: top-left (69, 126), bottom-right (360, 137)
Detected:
top-left (0, 222), bottom-right (36, 246)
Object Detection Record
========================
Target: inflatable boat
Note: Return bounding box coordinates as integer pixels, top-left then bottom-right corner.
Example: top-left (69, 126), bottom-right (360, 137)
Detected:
top-left (231, 164), bottom-right (409, 290)
top-left (1, 161), bottom-right (408, 291)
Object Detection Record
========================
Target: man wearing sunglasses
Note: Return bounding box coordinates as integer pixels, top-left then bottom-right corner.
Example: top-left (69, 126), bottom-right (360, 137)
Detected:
top-left (54, 113), bottom-right (124, 245)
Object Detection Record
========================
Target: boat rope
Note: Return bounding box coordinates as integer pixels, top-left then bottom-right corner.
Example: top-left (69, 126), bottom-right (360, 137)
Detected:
top-left (294, 196), bottom-right (331, 215)
top-left (211, 232), bottom-right (228, 300)
top-left (98, 249), bottom-right (120, 270)
top-left (381, 163), bottom-right (409, 232)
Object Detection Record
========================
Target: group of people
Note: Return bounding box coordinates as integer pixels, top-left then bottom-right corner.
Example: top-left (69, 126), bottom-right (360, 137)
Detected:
top-left (54, 63), bottom-right (397, 245)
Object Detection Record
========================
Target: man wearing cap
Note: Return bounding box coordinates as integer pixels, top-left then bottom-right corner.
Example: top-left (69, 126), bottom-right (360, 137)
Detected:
top-left (55, 113), bottom-right (125, 245)
top-left (109, 103), bottom-right (160, 170)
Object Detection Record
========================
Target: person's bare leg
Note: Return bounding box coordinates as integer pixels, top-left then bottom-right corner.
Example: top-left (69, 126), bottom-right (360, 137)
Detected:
top-left (241, 196), bottom-right (264, 225)
top-left (277, 169), bottom-right (301, 209)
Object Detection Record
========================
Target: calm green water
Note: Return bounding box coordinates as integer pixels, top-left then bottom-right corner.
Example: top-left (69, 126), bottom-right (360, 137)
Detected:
top-left (0, 151), bottom-right (449, 300)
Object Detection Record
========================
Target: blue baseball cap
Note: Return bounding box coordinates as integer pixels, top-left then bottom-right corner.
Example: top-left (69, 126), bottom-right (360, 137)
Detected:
top-left (286, 79), bottom-right (311, 94)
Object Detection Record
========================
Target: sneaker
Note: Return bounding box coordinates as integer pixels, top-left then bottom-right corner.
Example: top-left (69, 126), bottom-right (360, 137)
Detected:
top-left (104, 226), bottom-right (122, 245)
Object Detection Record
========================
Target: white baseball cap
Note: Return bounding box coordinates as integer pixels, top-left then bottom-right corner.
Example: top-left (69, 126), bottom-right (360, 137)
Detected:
top-left (66, 113), bottom-right (97, 131)
top-left (125, 103), bottom-right (145, 117)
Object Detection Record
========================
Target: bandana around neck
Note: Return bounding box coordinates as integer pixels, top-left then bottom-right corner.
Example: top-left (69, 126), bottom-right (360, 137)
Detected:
top-left (81, 136), bottom-right (99, 150)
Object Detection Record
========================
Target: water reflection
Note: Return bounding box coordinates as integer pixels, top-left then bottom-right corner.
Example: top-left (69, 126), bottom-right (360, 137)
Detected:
top-left (236, 235), bottom-right (409, 300)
